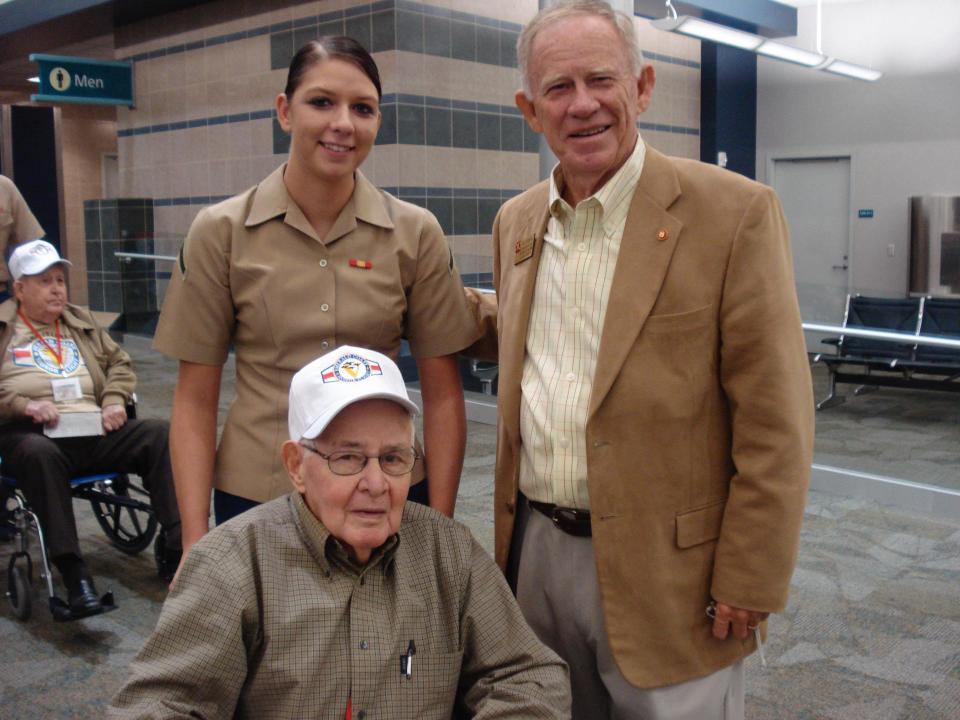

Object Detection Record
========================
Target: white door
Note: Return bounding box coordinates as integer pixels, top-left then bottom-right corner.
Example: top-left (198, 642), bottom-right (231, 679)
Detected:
top-left (771, 156), bottom-right (851, 350)
top-left (101, 152), bottom-right (119, 199)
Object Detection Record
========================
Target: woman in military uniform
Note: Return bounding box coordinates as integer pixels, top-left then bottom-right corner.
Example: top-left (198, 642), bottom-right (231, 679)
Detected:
top-left (153, 38), bottom-right (478, 573)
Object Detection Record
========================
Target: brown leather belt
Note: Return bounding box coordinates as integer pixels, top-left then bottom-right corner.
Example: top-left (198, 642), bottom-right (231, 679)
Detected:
top-left (528, 499), bottom-right (592, 537)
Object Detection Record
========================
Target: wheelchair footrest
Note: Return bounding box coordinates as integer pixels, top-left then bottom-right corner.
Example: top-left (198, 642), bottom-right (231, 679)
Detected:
top-left (50, 591), bottom-right (118, 622)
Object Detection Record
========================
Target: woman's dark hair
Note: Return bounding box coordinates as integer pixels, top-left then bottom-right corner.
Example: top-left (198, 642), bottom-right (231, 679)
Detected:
top-left (284, 37), bottom-right (382, 100)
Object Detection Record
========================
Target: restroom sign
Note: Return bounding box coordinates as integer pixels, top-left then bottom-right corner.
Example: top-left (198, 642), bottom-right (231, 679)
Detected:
top-left (30, 54), bottom-right (134, 107)
top-left (49, 68), bottom-right (72, 92)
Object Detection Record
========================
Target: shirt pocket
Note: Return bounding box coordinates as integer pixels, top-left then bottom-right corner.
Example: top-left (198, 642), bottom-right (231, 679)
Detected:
top-left (392, 649), bottom-right (462, 718)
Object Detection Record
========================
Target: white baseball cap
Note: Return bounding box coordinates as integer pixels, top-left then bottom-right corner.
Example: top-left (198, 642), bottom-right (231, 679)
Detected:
top-left (9, 239), bottom-right (72, 280)
top-left (288, 345), bottom-right (420, 440)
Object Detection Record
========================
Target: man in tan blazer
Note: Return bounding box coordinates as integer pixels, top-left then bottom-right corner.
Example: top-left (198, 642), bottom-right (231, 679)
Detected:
top-left (468, 2), bottom-right (814, 718)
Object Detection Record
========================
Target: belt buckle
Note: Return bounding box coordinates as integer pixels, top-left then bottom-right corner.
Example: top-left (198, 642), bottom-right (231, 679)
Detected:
top-left (552, 507), bottom-right (581, 527)
top-left (552, 507), bottom-right (590, 536)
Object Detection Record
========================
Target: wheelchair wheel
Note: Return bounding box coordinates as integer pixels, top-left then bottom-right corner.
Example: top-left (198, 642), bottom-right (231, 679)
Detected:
top-left (88, 477), bottom-right (158, 555)
top-left (7, 562), bottom-right (32, 621)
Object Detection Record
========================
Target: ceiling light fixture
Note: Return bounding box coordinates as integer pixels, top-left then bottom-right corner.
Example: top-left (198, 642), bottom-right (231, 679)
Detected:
top-left (651, 0), bottom-right (881, 81)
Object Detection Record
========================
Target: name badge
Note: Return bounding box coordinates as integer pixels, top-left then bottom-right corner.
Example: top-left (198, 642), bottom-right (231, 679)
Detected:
top-left (51, 376), bottom-right (82, 403)
top-left (514, 235), bottom-right (535, 264)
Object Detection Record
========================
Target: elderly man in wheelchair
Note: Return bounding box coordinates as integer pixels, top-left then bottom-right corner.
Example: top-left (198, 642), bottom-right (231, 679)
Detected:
top-left (0, 239), bottom-right (181, 619)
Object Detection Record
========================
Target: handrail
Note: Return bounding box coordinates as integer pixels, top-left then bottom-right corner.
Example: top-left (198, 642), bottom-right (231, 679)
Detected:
top-left (114, 252), bottom-right (177, 262)
top-left (803, 322), bottom-right (960, 349)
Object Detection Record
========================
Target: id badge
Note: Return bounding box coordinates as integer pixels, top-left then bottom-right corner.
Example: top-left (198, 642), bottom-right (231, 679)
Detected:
top-left (51, 376), bottom-right (82, 402)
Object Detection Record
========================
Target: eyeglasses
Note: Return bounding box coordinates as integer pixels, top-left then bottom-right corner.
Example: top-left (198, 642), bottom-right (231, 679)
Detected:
top-left (299, 443), bottom-right (419, 476)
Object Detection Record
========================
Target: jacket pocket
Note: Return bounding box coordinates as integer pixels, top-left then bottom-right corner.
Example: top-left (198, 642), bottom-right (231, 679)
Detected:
top-left (675, 499), bottom-right (726, 549)
top-left (643, 303), bottom-right (715, 333)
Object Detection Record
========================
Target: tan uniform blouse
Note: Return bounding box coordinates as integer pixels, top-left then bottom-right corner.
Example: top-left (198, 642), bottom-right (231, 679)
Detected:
top-left (108, 494), bottom-right (571, 719)
top-left (0, 175), bottom-right (44, 289)
top-left (154, 166), bottom-right (478, 502)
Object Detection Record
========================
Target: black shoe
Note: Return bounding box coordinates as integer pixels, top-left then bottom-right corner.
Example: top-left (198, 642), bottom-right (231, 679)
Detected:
top-left (67, 577), bottom-right (103, 616)
top-left (155, 533), bottom-right (182, 584)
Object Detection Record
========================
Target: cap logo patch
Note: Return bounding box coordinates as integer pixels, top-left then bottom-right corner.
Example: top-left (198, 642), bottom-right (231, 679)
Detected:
top-left (29, 244), bottom-right (56, 257)
top-left (321, 353), bottom-right (383, 383)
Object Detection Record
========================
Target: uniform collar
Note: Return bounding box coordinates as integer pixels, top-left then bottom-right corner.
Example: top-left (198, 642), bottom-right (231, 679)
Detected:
top-left (245, 165), bottom-right (395, 243)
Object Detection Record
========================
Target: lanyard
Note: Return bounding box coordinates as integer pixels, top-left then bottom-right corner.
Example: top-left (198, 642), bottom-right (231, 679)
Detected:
top-left (17, 308), bottom-right (64, 372)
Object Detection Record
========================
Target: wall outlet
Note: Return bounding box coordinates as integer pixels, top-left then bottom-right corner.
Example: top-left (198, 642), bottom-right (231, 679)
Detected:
top-left (887, 243), bottom-right (896, 257)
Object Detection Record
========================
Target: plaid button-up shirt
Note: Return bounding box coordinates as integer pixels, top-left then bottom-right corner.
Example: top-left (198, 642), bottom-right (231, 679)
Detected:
top-left (109, 494), bottom-right (570, 719)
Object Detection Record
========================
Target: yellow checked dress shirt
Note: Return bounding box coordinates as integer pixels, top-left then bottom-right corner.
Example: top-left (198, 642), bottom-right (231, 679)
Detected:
top-left (109, 493), bottom-right (570, 720)
top-left (519, 139), bottom-right (646, 510)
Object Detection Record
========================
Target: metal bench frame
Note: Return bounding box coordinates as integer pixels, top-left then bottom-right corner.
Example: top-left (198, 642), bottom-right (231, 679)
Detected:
top-left (813, 295), bottom-right (960, 409)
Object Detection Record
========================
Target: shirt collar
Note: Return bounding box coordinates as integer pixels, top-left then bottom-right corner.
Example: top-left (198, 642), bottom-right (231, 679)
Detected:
top-left (548, 136), bottom-right (646, 234)
top-left (0, 299), bottom-right (92, 331)
top-left (291, 492), bottom-right (399, 577)
top-left (245, 165), bottom-right (395, 242)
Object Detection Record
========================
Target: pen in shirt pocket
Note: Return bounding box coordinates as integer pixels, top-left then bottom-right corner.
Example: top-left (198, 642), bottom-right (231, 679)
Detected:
top-left (400, 639), bottom-right (416, 679)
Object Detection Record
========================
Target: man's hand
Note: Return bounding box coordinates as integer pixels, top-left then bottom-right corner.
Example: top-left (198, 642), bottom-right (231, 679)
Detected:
top-left (101, 404), bottom-right (128, 433)
top-left (711, 601), bottom-right (769, 640)
top-left (25, 400), bottom-right (59, 426)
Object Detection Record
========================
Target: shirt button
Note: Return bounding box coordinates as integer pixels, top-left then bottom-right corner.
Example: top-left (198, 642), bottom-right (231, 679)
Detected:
top-left (566, 372), bottom-right (575, 381)
top-left (319, 259), bottom-right (328, 267)
top-left (360, 640), bottom-right (369, 650)
top-left (320, 303), bottom-right (330, 312)
top-left (577, 242), bottom-right (586, 252)
top-left (321, 340), bottom-right (329, 349)
top-left (559, 436), bottom-right (570, 448)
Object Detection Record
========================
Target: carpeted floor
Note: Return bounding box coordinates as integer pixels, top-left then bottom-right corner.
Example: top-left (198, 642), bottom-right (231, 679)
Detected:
top-left (1, 338), bottom-right (958, 718)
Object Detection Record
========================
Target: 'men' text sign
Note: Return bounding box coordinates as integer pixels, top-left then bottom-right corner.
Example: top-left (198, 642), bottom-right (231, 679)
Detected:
top-left (30, 54), bottom-right (134, 107)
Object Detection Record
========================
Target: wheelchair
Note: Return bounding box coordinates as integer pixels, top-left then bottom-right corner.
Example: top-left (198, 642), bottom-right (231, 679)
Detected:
top-left (1, 469), bottom-right (166, 622)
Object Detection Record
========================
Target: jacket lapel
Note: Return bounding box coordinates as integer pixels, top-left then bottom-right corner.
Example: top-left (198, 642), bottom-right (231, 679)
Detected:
top-left (500, 187), bottom-right (550, 453)
top-left (589, 147), bottom-right (683, 417)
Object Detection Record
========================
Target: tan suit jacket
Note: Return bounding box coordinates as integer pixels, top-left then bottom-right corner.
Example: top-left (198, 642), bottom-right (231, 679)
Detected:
top-left (472, 145), bottom-right (814, 688)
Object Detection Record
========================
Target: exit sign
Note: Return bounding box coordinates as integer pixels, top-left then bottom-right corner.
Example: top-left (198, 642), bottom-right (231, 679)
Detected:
top-left (30, 54), bottom-right (133, 107)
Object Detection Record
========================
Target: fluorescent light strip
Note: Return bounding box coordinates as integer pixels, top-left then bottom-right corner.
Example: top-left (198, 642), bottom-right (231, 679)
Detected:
top-left (822, 59), bottom-right (883, 82)
top-left (653, 16), bottom-right (762, 51)
top-left (757, 40), bottom-right (825, 67)
top-left (652, 14), bottom-right (881, 81)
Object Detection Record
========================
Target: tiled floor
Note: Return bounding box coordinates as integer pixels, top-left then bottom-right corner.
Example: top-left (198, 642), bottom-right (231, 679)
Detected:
top-left (1, 337), bottom-right (958, 718)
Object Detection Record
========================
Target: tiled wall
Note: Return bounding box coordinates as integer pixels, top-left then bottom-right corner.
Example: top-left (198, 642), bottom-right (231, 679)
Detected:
top-left (83, 198), bottom-right (158, 333)
top-left (56, 104), bottom-right (118, 307)
top-left (112, 0), bottom-right (701, 301)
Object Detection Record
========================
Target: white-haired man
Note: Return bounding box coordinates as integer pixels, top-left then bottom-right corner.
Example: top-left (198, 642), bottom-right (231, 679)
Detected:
top-left (0, 239), bottom-right (181, 617)
top-left (468, 1), bottom-right (813, 717)
top-left (110, 345), bottom-right (571, 719)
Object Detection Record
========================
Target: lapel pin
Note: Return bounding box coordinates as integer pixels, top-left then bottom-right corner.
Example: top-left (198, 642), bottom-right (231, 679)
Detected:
top-left (657, 229), bottom-right (669, 241)
top-left (349, 259), bottom-right (373, 269)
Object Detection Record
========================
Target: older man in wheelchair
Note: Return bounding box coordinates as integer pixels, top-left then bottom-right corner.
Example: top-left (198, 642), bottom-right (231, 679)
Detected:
top-left (0, 239), bottom-right (181, 619)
